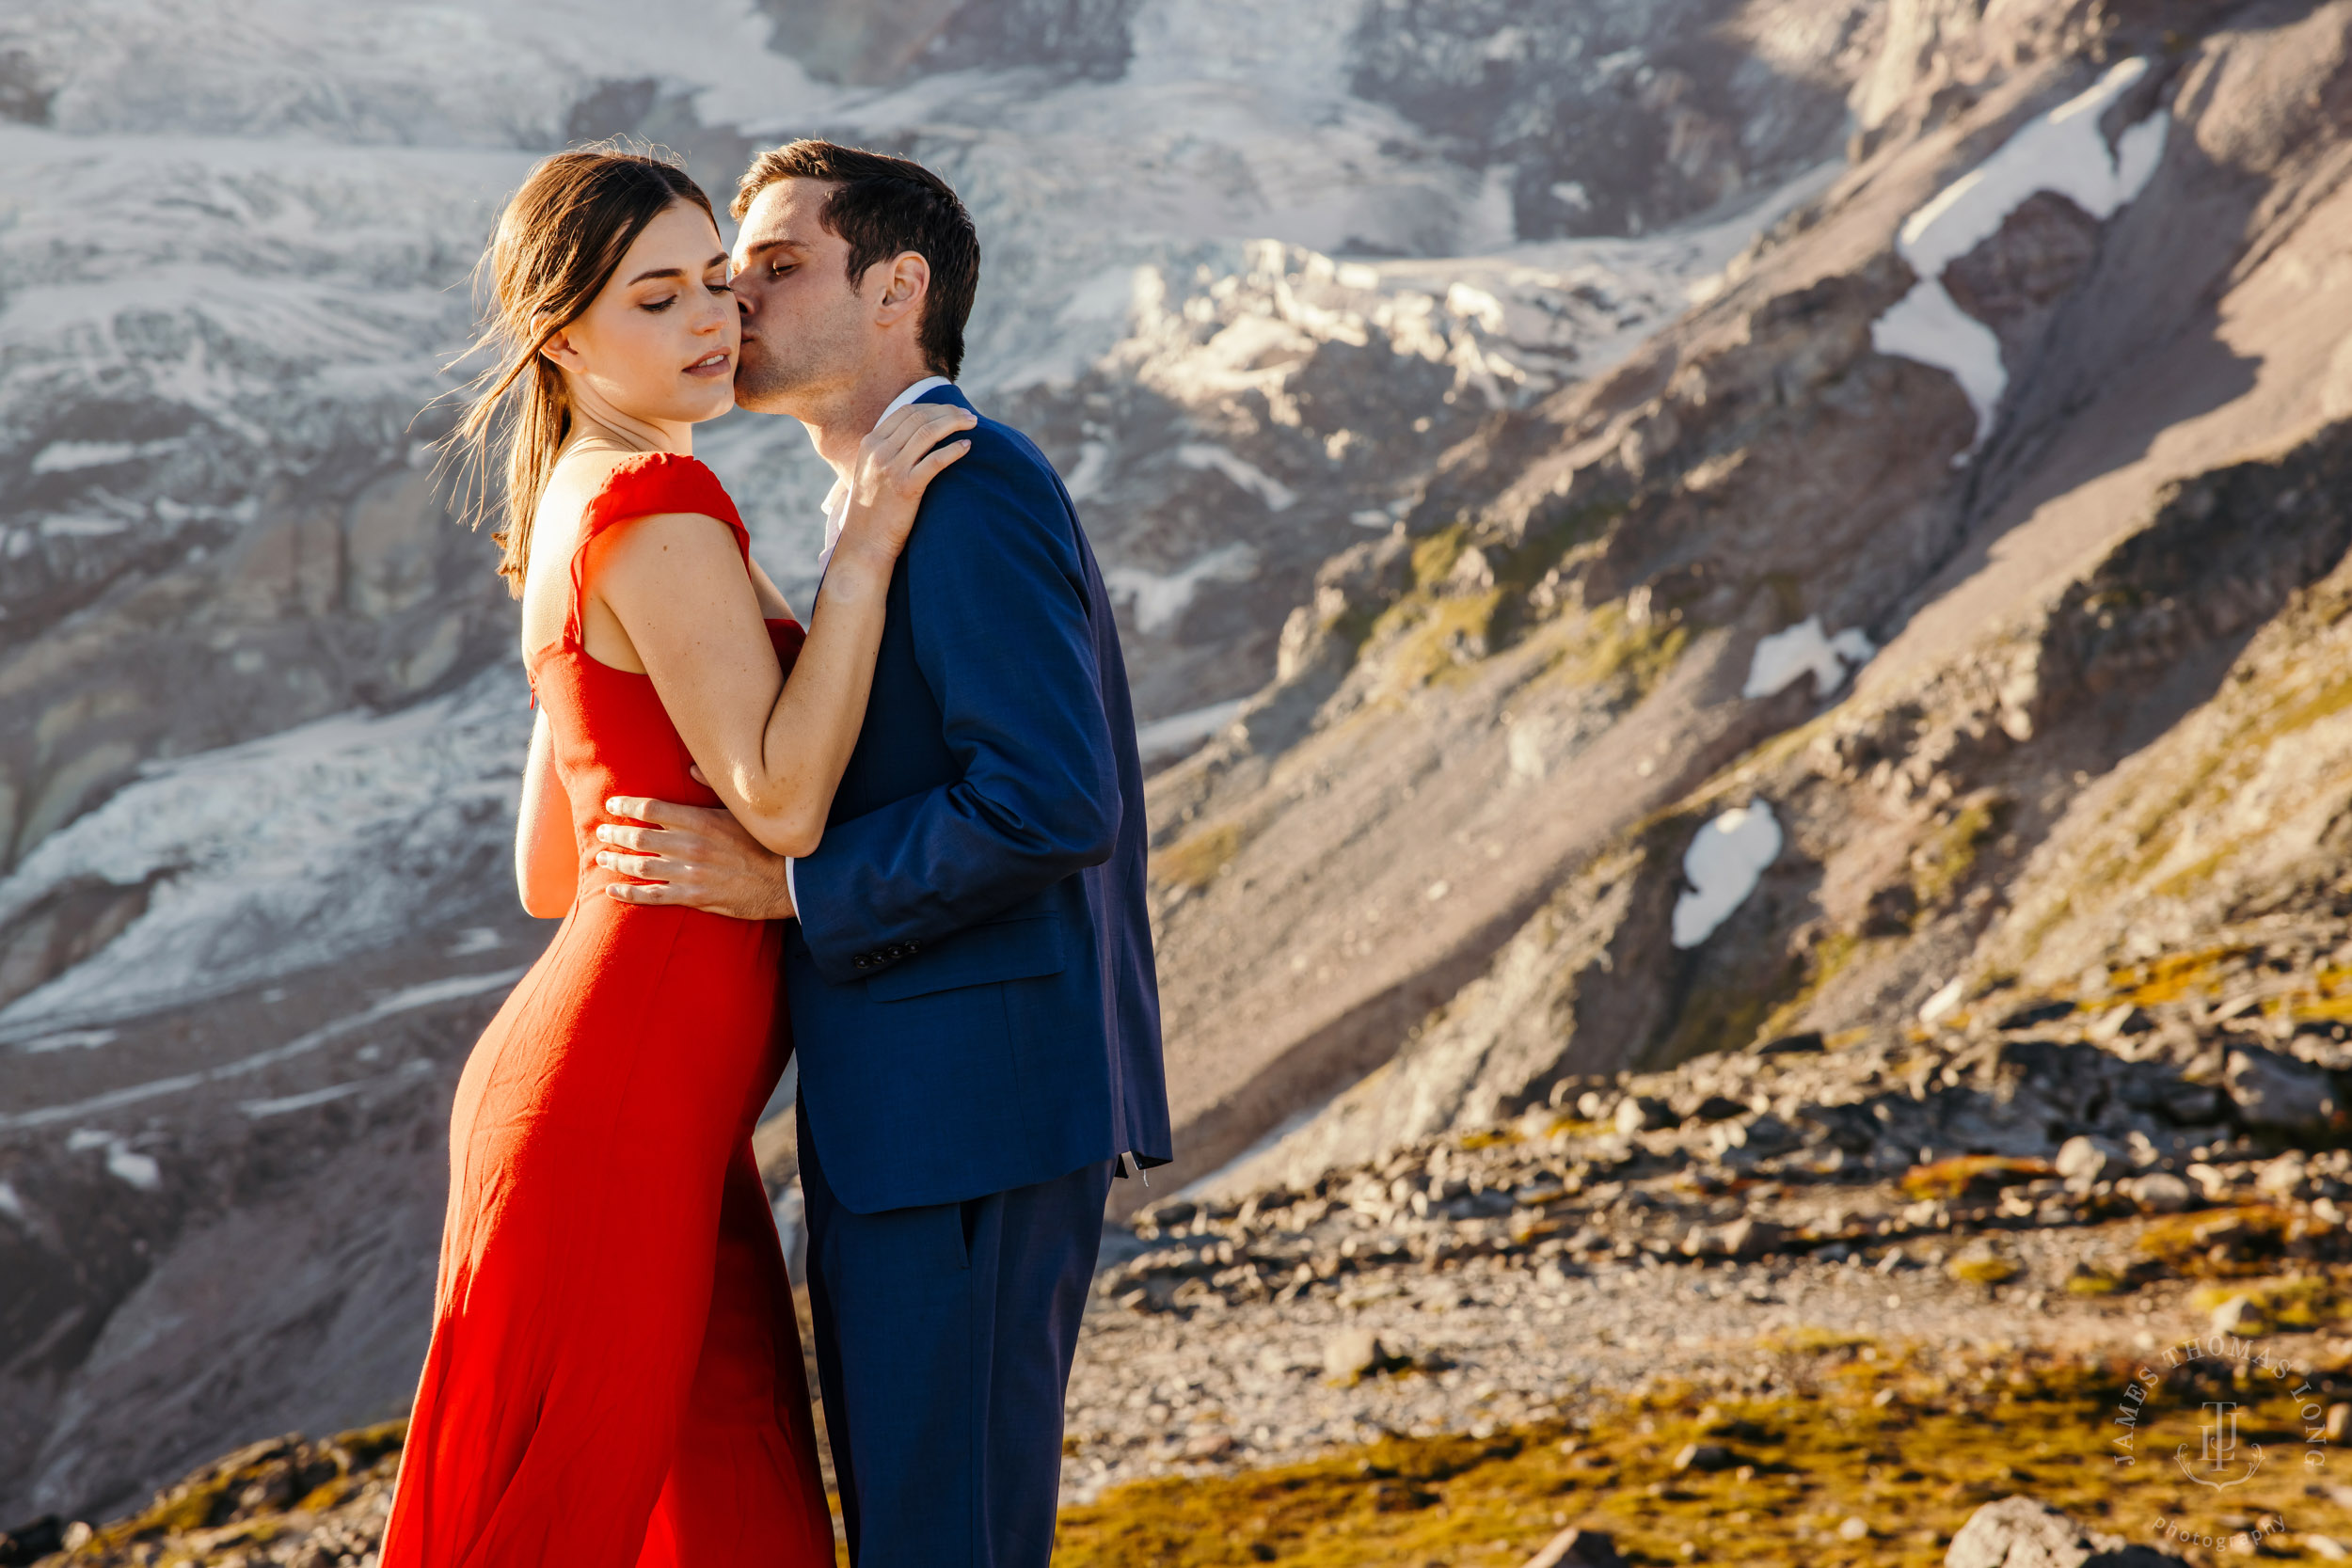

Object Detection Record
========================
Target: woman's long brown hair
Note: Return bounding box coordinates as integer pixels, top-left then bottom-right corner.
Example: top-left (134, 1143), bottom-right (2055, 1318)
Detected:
top-left (443, 147), bottom-right (719, 596)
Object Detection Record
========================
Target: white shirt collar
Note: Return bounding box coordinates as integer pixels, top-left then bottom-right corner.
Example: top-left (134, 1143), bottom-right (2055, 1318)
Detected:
top-left (817, 375), bottom-right (958, 575)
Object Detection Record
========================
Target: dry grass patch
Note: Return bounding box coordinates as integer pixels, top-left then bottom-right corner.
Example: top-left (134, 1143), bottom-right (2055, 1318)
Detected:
top-left (1055, 1352), bottom-right (2352, 1566)
top-left (1899, 1157), bottom-right (2054, 1204)
top-left (1154, 821), bottom-right (1248, 891)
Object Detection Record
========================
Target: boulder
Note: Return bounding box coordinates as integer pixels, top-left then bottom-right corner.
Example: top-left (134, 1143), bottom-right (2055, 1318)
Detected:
top-left (2225, 1047), bottom-right (2339, 1134)
top-left (1946, 1496), bottom-right (2185, 1566)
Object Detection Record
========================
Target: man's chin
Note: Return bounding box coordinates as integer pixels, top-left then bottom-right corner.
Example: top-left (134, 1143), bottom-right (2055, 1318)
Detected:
top-left (732, 376), bottom-right (801, 418)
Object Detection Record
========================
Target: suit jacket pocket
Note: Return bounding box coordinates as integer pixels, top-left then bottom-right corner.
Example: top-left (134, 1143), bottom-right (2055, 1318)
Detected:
top-left (866, 915), bottom-right (1067, 1002)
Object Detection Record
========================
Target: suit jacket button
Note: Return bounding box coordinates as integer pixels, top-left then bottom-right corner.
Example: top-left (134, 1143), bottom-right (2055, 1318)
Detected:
top-left (853, 955), bottom-right (871, 970)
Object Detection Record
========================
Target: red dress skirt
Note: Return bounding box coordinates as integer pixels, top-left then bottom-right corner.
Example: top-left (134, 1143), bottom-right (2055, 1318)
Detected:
top-left (380, 453), bottom-right (834, 1567)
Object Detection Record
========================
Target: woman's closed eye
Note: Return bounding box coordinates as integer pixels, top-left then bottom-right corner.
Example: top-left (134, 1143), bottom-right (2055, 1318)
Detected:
top-left (641, 293), bottom-right (679, 313)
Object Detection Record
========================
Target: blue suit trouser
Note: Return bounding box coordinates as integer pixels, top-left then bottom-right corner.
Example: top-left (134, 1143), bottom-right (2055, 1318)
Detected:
top-left (797, 1101), bottom-right (1112, 1567)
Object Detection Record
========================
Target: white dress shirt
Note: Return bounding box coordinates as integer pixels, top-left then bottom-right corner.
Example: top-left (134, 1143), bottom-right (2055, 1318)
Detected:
top-left (787, 374), bottom-right (957, 918)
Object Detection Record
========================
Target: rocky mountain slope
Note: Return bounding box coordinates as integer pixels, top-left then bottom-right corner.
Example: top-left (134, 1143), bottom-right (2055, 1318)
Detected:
top-left (12, 0), bottom-right (2352, 1540)
top-left (15, 942), bottom-right (2352, 1563)
top-left (0, 0), bottom-right (1883, 1527)
top-left (1152, 0), bottom-right (2352, 1209)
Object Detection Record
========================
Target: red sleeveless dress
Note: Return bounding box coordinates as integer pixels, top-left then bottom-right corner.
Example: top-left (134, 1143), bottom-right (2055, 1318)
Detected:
top-left (381, 454), bottom-right (834, 1568)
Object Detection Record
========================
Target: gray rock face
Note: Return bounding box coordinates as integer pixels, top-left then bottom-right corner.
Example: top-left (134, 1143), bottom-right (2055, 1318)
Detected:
top-left (1347, 0), bottom-right (1873, 240)
top-left (1945, 1496), bottom-right (2183, 1567)
top-left (755, 0), bottom-right (1142, 85)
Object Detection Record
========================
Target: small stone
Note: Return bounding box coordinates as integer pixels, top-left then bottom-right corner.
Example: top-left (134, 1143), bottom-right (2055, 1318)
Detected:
top-left (2308, 1533), bottom-right (2351, 1561)
top-left (2089, 1003), bottom-right (2153, 1041)
top-left (61, 1522), bottom-right (94, 1549)
top-left (1719, 1217), bottom-right (1785, 1260)
top-left (2053, 1135), bottom-right (2114, 1186)
top-left (1322, 1327), bottom-right (1390, 1384)
top-left (1673, 1442), bottom-right (1735, 1473)
top-left (2211, 1294), bottom-right (2271, 1338)
top-left (1838, 1515), bottom-right (1870, 1542)
top-left (1615, 1096), bottom-right (1669, 1134)
top-left (2124, 1172), bottom-right (2194, 1213)
top-left (1181, 1428), bottom-right (1236, 1461)
top-left (1521, 1526), bottom-right (1625, 1568)
top-left (2328, 1402), bottom-right (2352, 1444)
top-left (2255, 1150), bottom-right (2311, 1199)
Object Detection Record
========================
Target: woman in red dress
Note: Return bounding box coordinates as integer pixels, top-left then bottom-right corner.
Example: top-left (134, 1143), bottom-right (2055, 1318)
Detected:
top-left (378, 150), bottom-right (973, 1566)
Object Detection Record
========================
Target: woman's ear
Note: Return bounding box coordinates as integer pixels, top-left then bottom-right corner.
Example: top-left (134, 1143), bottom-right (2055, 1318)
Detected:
top-left (538, 318), bottom-right (583, 373)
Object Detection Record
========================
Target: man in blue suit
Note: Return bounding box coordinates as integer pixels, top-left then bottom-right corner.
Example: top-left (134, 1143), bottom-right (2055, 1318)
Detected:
top-left (600, 141), bottom-right (1171, 1564)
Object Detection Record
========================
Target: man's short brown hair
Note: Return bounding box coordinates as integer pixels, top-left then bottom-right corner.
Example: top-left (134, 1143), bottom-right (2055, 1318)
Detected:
top-left (735, 140), bottom-right (980, 380)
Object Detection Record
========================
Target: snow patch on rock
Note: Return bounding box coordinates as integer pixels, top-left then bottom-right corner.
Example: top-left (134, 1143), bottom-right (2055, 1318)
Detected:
top-left (1105, 544), bottom-right (1261, 635)
top-left (1672, 800), bottom-right (1783, 949)
top-left (1176, 444), bottom-right (1298, 511)
top-left (1743, 616), bottom-right (1876, 699)
top-left (1136, 698), bottom-right (1249, 761)
top-left (1872, 58), bottom-right (2168, 454)
top-left (68, 1128), bottom-right (159, 1191)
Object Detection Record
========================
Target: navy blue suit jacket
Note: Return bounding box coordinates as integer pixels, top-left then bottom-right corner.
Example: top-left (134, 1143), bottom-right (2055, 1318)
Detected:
top-left (783, 385), bottom-right (1172, 1213)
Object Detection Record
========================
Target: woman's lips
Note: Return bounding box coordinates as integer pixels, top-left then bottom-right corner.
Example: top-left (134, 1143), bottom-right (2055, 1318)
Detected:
top-left (684, 351), bottom-right (732, 378)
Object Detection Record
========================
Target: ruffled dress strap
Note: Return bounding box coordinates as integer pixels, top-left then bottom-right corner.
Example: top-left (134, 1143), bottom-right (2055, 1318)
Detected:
top-left (565, 451), bottom-right (752, 648)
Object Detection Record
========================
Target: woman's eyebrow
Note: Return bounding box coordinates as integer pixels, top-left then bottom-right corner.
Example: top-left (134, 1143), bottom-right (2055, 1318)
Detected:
top-left (628, 252), bottom-right (728, 284)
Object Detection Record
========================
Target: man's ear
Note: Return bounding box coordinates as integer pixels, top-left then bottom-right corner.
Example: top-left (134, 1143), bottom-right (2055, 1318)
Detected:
top-left (873, 251), bottom-right (931, 327)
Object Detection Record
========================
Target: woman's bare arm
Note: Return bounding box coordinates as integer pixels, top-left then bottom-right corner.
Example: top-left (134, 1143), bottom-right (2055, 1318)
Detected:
top-left (593, 403), bottom-right (973, 857)
top-left (515, 708), bottom-right (577, 917)
top-left (746, 556), bottom-right (794, 621)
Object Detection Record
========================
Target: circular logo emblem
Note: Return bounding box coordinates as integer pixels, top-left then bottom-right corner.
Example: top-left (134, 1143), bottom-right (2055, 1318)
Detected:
top-left (2107, 1332), bottom-right (2333, 1554)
